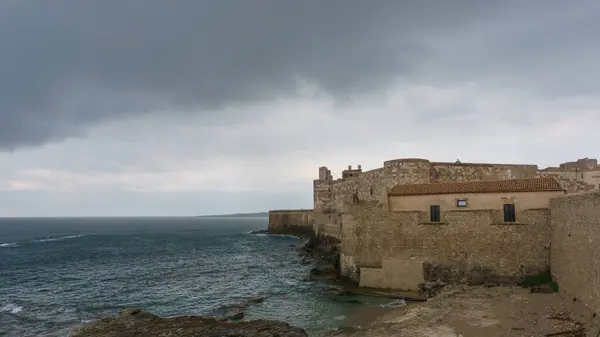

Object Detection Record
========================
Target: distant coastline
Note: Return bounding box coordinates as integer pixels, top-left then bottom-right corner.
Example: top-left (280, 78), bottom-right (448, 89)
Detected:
top-left (197, 212), bottom-right (268, 218)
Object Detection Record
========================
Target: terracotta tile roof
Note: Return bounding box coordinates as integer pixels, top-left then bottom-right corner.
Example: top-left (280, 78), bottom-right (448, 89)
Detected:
top-left (389, 177), bottom-right (564, 196)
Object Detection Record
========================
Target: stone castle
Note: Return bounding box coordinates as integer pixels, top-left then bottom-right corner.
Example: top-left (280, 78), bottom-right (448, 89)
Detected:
top-left (268, 156), bottom-right (600, 316)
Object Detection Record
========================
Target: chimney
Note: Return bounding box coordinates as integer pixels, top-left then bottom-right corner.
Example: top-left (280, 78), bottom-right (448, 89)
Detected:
top-left (358, 165), bottom-right (362, 170)
top-left (348, 165), bottom-right (352, 170)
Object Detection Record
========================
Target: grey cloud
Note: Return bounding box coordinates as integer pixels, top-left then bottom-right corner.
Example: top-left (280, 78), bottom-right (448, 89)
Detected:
top-left (1, 0), bottom-right (600, 149)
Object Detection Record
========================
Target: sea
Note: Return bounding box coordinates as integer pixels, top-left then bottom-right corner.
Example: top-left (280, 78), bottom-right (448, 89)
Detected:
top-left (0, 217), bottom-right (402, 337)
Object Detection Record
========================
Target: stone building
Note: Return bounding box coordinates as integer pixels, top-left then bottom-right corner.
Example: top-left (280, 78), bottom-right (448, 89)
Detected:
top-left (312, 157), bottom-right (600, 239)
top-left (344, 177), bottom-right (565, 291)
top-left (268, 156), bottom-right (600, 315)
top-left (538, 157), bottom-right (600, 193)
top-left (312, 158), bottom-right (540, 240)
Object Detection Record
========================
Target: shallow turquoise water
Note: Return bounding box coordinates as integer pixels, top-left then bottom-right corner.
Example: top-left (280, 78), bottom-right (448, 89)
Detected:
top-left (0, 217), bottom-right (397, 336)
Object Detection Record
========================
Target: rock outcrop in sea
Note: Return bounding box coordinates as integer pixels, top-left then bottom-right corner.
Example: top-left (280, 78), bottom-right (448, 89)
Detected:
top-left (69, 308), bottom-right (308, 337)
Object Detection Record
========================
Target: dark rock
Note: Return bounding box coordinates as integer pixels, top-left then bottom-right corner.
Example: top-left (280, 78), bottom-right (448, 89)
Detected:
top-left (70, 309), bottom-right (308, 337)
top-left (330, 289), bottom-right (350, 296)
top-left (120, 308), bottom-right (142, 316)
top-left (531, 284), bottom-right (556, 293)
top-left (227, 311), bottom-right (245, 320)
top-left (418, 281), bottom-right (446, 298)
top-left (341, 299), bottom-right (361, 304)
top-left (247, 296), bottom-right (265, 304)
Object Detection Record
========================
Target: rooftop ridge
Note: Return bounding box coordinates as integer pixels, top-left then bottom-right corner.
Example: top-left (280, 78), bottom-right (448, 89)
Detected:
top-left (389, 177), bottom-right (564, 196)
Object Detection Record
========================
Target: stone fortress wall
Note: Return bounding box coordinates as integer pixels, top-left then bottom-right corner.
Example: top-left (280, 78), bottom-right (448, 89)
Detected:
top-left (308, 156), bottom-right (600, 315)
top-left (313, 158), bottom-right (543, 239)
top-left (267, 209), bottom-right (314, 235)
top-left (550, 191), bottom-right (600, 314)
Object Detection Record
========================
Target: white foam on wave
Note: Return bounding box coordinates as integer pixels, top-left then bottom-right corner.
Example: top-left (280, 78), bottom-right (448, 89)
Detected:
top-left (379, 299), bottom-right (406, 308)
top-left (1, 303), bottom-right (23, 314)
top-left (0, 242), bottom-right (17, 248)
top-left (34, 234), bottom-right (84, 243)
top-left (249, 232), bottom-right (301, 240)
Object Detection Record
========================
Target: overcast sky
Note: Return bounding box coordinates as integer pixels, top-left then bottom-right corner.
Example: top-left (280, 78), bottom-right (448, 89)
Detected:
top-left (1, 1), bottom-right (599, 216)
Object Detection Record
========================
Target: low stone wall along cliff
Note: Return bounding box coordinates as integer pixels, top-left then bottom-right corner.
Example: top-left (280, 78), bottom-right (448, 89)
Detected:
top-left (268, 209), bottom-right (314, 235)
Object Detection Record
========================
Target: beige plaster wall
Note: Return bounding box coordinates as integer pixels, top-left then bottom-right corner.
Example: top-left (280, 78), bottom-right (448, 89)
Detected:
top-left (389, 191), bottom-right (565, 214)
top-left (550, 191), bottom-right (600, 314)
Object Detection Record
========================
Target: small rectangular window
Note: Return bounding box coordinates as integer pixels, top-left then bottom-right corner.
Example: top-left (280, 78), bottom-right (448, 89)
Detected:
top-left (503, 204), bottom-right (516, 222)
top-left (430, 205), bottom-right (441, 222)
top-left (456, 199), bottom-right (467, 207)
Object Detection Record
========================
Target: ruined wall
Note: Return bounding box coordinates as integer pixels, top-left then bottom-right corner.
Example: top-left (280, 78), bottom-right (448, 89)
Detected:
top-left (268, 209), bottom-right (314, 235)
top-left (538, 169), bottom-right (600, 193)
top-left (538, 157), bottom-right (600, 193)
top-left (431, 162), bottom-right (538, 182)
top-left (550, 191), bottom-right (600, 314)
top-left (340, 203), bottom-right (551, 287)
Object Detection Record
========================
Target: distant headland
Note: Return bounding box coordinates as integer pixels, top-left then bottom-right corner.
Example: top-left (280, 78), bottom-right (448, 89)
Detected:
top-left (197, 212), bottom-right (268, 218)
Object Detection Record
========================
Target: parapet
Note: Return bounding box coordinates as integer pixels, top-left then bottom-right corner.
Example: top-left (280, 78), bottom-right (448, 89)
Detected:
top-left (383, 158), bottom-right (430, 168)
top-left (342, 164), bottom-right (363, 179)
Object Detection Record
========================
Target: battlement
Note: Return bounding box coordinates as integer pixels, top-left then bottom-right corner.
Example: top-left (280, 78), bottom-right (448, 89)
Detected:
top-left (384, 158), bottom-right (430, 167)
top-left (341, 164), bottom-right (362, 179)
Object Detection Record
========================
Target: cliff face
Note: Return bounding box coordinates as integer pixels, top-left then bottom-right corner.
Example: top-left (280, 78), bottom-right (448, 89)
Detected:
top-left (70, 308), bottom-right (308, 337)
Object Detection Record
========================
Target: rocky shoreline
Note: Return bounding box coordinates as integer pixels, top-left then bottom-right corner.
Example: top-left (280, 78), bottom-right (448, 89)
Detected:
top-left (69, 308), bottom-right (308, 336)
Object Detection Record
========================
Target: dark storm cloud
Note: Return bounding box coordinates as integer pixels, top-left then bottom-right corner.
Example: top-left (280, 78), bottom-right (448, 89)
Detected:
top-left (1, 0), bottom-right (599, 149)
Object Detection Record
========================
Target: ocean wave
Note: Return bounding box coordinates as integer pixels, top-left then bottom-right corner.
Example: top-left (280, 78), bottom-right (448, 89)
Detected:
top-left (0, 242), bottom-right (18, 248)
top-left (34, 235), bottom-right (84, 243)
top-left (1, 303), bottom-right (23, 314)
top-left (251, 233), bottom-right (300, 240)
top-left (379, 299), bottom-right (406, 308)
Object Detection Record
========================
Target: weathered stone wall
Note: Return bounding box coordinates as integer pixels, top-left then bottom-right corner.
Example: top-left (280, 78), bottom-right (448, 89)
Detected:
top-left (313, 180), bottom-right (333, 211)
top-left (538, 157), bottom-right (600, 193)
top-left (430, 162), bottom-right (538, 182)
top-left (550, 191), bottom-right (600, 314)
top-left (538, 169), bottom-right (600, 193)
top-left (315, 159), bottom-right (541, 226)
top-left (313, 212), bottom-right (342, 240)
top-left (340, 202), bottom-right (551, 286)
top-left (315, 158), bottom-right (598, 225)
top-left (558, 158), bottom-right (598, 170)
top-left (268, 209), bottom-right (314, 235)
